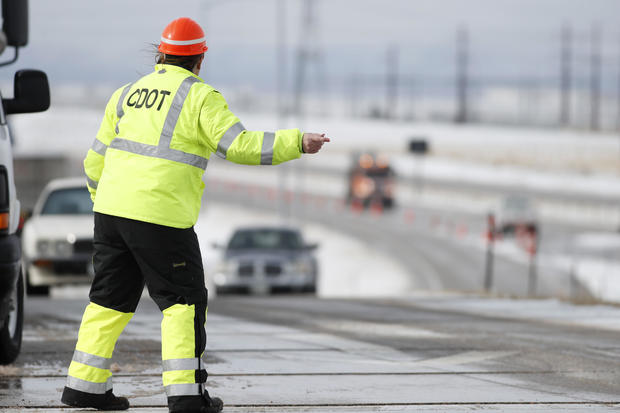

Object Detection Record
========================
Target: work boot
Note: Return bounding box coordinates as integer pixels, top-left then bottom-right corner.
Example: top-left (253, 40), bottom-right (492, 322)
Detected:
top-left (61, 386), bottom-right (130, 411)
top-left (168, 389), bottom-right (223, 413)
top-left (200, 390), bottom-right (223, 413)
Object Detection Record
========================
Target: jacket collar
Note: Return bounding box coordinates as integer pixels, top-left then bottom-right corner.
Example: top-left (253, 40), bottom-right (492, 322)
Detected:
top-left (154, 64), bottom-right (204, 82)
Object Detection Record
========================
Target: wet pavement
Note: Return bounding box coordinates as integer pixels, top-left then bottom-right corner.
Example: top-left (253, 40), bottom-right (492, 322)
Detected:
top-left (1, 293), bottom-right (620, 412)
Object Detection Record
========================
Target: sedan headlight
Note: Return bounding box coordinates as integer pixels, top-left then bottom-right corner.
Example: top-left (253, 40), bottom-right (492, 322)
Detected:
top-left (36, 239), bottom-right (73, 257)
top-left (213, 260), bottom-right (238, 286)
top-left (216, 260), bottom-right (238, 274)
top-left (285, 259), bottom-right (313, 275)
top-left (54, 240), bottom-right (73, 257)
top-left (36, 239), bottom-right (51, 256)
top-left (213, 272), bottom-right (228, 286)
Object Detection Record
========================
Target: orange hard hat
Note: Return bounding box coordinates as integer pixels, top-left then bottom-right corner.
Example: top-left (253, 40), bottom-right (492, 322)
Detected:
top-left (158, 17), bottom-right (208, 56)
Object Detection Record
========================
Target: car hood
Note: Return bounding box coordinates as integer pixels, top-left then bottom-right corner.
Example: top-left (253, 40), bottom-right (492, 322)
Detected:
top-left (26, 215), bottom-right (94, 240)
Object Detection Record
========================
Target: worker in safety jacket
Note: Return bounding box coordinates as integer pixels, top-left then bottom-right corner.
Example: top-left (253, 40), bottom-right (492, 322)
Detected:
top-left (60, 17), bottom-right (329, 413)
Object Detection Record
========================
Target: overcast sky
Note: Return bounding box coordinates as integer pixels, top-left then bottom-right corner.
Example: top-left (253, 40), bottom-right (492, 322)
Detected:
top-left (3, 0), bottom-right (620, 95)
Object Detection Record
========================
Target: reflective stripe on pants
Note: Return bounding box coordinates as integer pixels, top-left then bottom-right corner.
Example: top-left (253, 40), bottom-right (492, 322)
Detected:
top-left (161, 304), bottom-right (208, 395)
top-left (65, 302), bottom-right (133, 394)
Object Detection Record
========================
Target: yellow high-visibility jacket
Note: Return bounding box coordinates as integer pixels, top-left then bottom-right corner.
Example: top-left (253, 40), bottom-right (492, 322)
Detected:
top-left (84, 64), bottom-right (303, 228)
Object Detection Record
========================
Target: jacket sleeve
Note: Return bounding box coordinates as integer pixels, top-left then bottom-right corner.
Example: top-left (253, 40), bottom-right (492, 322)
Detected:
top-left (198, 90), bottom-right (302, 165)
top-left (83, 87), bottom-right (124, 201)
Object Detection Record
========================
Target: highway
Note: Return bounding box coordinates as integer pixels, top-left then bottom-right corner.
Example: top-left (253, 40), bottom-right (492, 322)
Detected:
top-left (2, 294), bottom-right (620, 411)
top-left (203, 169), bottom-right (612, 301)
top-left (2, 185), bottom-right (619, 411)
top-left (3, 150), bottom-right (619, 411)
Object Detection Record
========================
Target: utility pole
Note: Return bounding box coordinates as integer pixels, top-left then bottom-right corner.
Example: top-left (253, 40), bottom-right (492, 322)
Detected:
top-left (455, 25), bottom-right (469, 123)
top-left (407, 76), bottom-right (416, 121)
top-left (349, 74), bottom-right (360, 118)
top-left (277, 0), bottom-right (287, 121)
top-left (276, 0), bottom-right (290, 221)
top-left (590, 22), bottom-right (602, 131)
top-left (617, 35), bottom-right (620, 174)
top-left (616, 34), bottom-right (620, 131)
top-left (293, 0), bottom-right (323, 118)
top-left (484, 213), bottom-right (496, 292)
top-left (559, 23), bottom-right (572, 127)
top-left (292, 0), bottom-right (322, 225)
top-left (385, 45), bottom-right (399, 119)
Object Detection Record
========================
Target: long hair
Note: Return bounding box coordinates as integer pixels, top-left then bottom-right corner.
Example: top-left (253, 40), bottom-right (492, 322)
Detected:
top-left (155, 47), bottom-right (203, 72)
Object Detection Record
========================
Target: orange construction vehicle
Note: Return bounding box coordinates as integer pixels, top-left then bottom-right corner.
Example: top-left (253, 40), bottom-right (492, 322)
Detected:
top-left (346, 152), bottom-right (395, 210)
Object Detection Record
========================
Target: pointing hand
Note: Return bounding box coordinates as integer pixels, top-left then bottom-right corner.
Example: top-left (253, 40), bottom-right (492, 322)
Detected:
top-left (302, 133), bottom-right (331, 154)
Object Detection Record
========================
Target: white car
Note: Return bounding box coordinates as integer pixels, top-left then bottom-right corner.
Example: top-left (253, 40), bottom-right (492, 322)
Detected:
top-left (22, 178), bottom-right (94, 295)
top-left (212, 226), bottom-right (318, 295)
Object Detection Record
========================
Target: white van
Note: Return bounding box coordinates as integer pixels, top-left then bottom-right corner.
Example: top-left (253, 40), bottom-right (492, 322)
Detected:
top-left (0, 0), bottom-right (50, 364)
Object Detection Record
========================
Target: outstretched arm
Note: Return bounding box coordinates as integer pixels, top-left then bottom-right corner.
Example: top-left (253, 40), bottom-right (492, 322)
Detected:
top-left (200, 91), bottom-right (329, 164)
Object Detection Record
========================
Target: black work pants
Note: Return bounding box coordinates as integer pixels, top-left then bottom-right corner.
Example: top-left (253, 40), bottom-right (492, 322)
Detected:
top-left (89, 212), bottom-right (209, 410)
top-left (90, 212), bottom-right (207, 313)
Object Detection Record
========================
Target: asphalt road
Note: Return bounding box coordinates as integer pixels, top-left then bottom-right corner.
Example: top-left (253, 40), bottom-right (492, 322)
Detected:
top-left (2, 294), bottom-right (620, 411)
top-left (210, 294), bottom-right (620, 399)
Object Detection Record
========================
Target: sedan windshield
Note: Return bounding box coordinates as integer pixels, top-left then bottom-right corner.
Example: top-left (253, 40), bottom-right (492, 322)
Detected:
top-left (41, 187), bottom-right (93, 215)
top-left (228, 229), bottom-right (303, 250)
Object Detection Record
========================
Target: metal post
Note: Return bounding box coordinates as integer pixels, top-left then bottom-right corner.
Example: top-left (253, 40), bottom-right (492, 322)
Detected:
top-left (569, 259), bottom-right (577, 300)
top-left (526, 226), bottom-right (538, 296)
top-left (484, 213), bottom-right (495, 292)
top-left (527, 253), bottom-right (537, 296)
top-left (416, 154), bottom-right (425, 194)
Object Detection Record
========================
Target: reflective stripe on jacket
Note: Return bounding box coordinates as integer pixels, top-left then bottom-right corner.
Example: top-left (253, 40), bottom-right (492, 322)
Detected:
top-left (84, 64), bottom-right (303, 228)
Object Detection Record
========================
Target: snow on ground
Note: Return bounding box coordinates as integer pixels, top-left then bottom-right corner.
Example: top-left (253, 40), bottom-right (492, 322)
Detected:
top-left (574, 232), bottom-right (620, 251)
top-left (194, 202), bottom-right (415, 298)
top-left (388, 156), bottom-right (620, 201)
top-left (410, 294), bottom-right (620, 332)
top-left (51, 202), bottom-right (415, 300)
top-left (452, 229), bottom-right (620, 303)
top-left (12, 107), bottom-right (620, 300)
top-left (11, 106), bottom-right (620, 205)
top-left (573, 259), bottom-right (620, 303)
top-left (237, 112), bottom-right (620, 173)
top-left (12, 107), bottom-right (99, 158)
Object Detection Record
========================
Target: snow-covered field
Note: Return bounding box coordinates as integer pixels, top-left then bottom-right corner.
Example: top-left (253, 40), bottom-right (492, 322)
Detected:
top-left (12, 106), bottom-right (620, 201)
top-left (13, 106), bottom-right (620, 301)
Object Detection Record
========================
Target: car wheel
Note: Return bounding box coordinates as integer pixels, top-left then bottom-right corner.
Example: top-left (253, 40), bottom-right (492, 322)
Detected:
top-left (25, 270), bottom-right (49, 296)
top-left (0, 269), bottom-right (24, 365)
